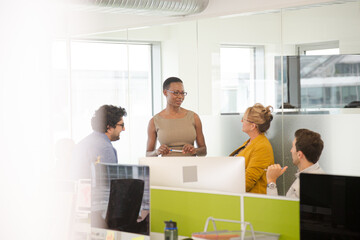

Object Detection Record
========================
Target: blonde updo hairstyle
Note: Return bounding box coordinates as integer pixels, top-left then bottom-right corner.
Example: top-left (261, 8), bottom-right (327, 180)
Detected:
top-left (245, 103), bottom-right (273, 133)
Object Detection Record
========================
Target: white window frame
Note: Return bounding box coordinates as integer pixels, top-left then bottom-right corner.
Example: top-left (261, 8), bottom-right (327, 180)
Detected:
top-left (296, 40), bottom-right (339, 55)
top-left (220, 44), bottom-right (265, 114)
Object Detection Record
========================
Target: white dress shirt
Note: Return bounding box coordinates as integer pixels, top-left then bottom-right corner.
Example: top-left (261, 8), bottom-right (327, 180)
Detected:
top-left (267, 162), bottom-right (324, 199)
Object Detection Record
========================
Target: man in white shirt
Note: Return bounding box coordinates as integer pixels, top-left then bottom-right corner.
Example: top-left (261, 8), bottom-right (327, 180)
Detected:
top-left (266, 128), bottom-right (324, 198)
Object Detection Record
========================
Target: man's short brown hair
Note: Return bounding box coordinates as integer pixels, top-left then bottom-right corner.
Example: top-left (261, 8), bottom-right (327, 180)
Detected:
top-left (294, 129), bottom-right (324, 164)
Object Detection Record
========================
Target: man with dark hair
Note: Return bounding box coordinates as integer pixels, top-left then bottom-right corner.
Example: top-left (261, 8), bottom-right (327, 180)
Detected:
top-left (266, 128), bottom-right (324, 198)
top-left (72, 105), bottom-right (127, 179)
top-left (90, 105), bottom-right (127, 142)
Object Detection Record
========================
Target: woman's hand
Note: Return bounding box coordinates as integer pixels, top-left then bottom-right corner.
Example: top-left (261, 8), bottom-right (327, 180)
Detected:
top-left (156, 144), bottom-right (170, 156)
top-left (182, 144), bottom-right (196, 155)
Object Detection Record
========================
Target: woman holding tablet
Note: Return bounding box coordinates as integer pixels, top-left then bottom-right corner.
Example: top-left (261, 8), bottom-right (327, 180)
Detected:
top-left (230, 103), bottom-right (274, 194)
top-left (146, 77), bottom-right (207, 157)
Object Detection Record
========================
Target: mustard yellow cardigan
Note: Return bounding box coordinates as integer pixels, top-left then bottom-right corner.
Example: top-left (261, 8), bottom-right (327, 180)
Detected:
top-left (230, 134), bottom-right (274, 194)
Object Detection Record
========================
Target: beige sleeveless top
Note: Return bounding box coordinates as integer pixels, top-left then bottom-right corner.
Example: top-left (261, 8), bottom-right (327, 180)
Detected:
top-left (153, 110), bottom-right (197, 156)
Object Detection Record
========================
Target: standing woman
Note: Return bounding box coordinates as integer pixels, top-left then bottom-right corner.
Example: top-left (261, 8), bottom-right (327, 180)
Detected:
top-left (146, 77), bottom-right (207, 157)
top-left (230, 103), bottom-right (274, 194)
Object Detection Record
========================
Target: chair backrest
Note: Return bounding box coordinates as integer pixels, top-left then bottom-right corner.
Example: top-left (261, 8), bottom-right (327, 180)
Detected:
top-left (105, 179), bottom-right (144, 230)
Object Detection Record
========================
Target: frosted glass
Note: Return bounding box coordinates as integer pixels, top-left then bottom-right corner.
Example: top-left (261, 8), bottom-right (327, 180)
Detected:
top-left (201, 112), bottom-right (360, 196)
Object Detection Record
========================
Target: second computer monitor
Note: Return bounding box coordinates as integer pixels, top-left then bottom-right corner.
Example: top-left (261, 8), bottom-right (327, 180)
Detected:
top-left (139, 157), bottom-right (245, 194)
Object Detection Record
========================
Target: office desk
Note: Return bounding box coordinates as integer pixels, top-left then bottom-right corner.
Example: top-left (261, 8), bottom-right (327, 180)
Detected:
top-left (150, 187), bottom-right (298, 240)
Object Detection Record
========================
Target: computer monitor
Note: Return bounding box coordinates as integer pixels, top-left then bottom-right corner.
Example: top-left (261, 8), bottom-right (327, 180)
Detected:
top-left (91, 163), bottom-right (150, 240)
top-left (139, 157), bottom-right (245, 194)
top-left (300, 173), bottom-right (360, 239)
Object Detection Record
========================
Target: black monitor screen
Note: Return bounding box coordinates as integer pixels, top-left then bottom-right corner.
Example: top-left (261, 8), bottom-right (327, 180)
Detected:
top-left (300, 173), bottom-right (360, 240)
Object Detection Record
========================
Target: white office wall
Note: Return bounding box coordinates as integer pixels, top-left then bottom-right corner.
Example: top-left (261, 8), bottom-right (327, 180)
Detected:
top-left (197, 13), bottom-right (282, 114)
top-left (282, 2), bottom-right (360, 54)
top-left (163, 22), bottom-right (200, 112)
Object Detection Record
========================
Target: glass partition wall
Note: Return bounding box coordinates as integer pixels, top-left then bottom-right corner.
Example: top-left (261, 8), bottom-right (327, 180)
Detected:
top-left (64, 0), bottom-right (360, 196)
top-left (198, 1), bottom-right (360, 194)
top-left (279, 1), bottom-right (360, 194)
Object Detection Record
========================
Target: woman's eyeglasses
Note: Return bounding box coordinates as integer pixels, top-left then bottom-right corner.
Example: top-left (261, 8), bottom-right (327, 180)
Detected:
top-left (166, 90), bottom-right (188, 96)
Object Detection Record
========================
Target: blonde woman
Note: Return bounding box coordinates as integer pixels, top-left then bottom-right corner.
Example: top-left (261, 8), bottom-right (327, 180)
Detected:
top-left (230, 103), bottom-right (274, 194)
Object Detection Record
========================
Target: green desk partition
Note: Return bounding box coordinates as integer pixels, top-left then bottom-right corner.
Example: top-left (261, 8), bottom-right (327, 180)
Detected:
top-left (151, 189), bottom-right (299, 240)
top-left (244, 196), bottom-right (299, 240)
top-left (150, 188), bottom-right (241, 237)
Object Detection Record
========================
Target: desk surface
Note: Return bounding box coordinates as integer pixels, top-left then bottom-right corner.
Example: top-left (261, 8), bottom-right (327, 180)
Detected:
top-left (151, 232), bottom-right (279, 240)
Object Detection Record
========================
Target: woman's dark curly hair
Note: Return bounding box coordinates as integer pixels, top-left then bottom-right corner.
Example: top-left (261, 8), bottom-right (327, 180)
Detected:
top-left (91, 105), bottom-right (127, 133)
top-left (163, 77), bottom-right (183, 90)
